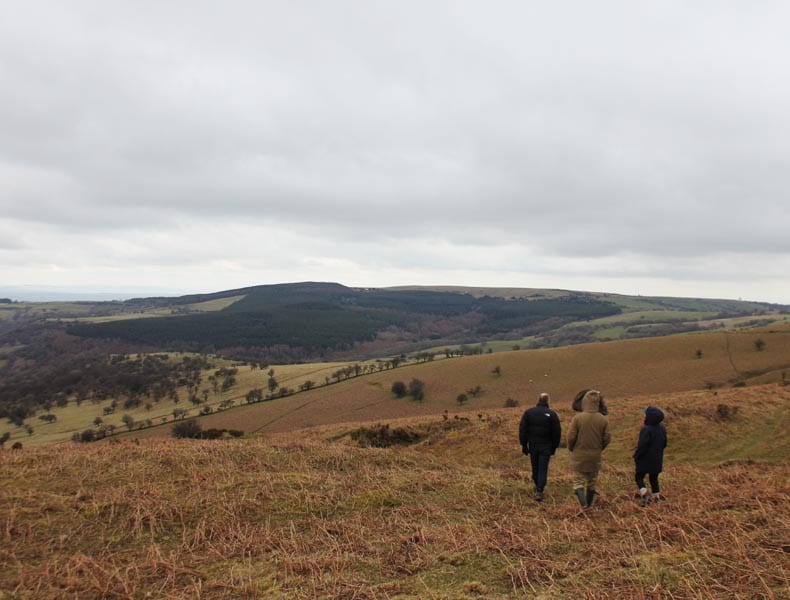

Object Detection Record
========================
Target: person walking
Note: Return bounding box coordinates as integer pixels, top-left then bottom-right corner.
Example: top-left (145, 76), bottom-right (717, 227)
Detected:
top-left (519, 392), bottom-right (562, 502)
top-left (566, 389), bottom-right (611, 508)
top-left (572, 388), bottom-right (608, 415)
top-left (633, 406), bottom-right (668, 506)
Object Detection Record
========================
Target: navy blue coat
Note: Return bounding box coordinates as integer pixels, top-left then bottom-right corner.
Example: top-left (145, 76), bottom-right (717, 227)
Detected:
top-left (633, 406), bottom-right (668, 473)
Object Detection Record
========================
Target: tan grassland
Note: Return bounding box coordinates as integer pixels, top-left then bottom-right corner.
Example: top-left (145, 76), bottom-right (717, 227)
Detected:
top-left (7, 326), bottom-right (789, 448)
top-left (1, 384), bottom-right (787, 598)
top-left (131, 325), bottom-right (790, 440)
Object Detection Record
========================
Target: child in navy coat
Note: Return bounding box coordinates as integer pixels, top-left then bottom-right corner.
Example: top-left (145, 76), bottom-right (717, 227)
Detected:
top-left (633, 406), bottom-right (668, 505)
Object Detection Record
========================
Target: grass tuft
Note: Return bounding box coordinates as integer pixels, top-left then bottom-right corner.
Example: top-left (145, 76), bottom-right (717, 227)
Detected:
top-left (1, 384), bottom-right (787, 598)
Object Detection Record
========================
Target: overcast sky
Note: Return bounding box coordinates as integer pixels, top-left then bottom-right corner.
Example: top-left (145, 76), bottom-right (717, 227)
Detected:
top-left (1, 2), bottom-right (789, 303)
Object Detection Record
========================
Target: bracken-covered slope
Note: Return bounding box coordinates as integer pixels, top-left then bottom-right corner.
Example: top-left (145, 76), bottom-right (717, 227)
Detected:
top-left (131, 325), bottom-right (790, 439)
top-left (1, 383), bottom-right (787, 598)
top-left (3, 324), bottom-right (788, 448)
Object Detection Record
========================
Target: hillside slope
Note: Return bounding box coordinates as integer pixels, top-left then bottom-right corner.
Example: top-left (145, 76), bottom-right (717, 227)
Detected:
top-left (1, 384), bottom-right (787, 598)
top-left (64, 282), bottom-right (624, 361)
top-left (133, 326), bottom-right (790, 439)
top-left (4, 325), bottom-right (788, 448)
top-left (2, 283), bottom-right (786, 433)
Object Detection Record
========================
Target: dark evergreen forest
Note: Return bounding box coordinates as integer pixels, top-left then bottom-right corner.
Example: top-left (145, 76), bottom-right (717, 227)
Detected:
top-left (66, 283), bottom-right (620, 355)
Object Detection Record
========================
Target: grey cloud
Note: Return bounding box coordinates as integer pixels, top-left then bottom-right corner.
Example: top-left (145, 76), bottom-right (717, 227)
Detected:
top-left (0, 231), bottom-right (25, 251)
top-left (1, 2), bottom-right (789, 300)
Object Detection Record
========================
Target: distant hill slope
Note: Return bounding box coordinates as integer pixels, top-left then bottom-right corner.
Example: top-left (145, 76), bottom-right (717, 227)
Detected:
top-left (64, 282), bottom-right (623, 361)
top-left (6, 323), bottom-right (788, 449)
top-left (62, 282), bottom-right (786, 363)
top-left (125, 325), bottom-right (790, 441)
top-left (1, 283), bottom-right (787, 442)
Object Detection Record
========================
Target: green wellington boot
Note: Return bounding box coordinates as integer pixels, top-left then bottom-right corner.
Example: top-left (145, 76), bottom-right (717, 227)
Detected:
top-left (574, 487), bottom-right (588, 508)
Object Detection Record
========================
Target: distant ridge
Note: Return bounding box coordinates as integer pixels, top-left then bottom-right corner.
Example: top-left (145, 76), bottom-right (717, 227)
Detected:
top-left (65, 282), bottom-right (624, 360)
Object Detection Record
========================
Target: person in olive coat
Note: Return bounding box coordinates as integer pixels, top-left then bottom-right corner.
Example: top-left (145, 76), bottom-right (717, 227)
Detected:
top-left (519, 393), bottom-right (562, 502)
top-left (633, 406), bottom-right (668, 505)
top-left (567, 390), bottom-right (611, 508)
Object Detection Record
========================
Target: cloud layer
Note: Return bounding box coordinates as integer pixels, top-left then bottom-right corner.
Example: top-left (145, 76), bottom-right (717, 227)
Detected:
top-left (2, 2), bottom-right (789, 302)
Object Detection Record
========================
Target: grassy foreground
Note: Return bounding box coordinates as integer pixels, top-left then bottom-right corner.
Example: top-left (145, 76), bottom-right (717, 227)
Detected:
top-left (1, 384), bottom-right (788, 599)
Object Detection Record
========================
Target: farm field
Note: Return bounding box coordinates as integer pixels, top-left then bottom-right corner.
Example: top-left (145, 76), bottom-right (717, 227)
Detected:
top-left (61, 295), bottom-right (247, 324)
top-left (1, 384), bottom-right (787, 598)
top-left (3, 356), bottom-right (387, 447)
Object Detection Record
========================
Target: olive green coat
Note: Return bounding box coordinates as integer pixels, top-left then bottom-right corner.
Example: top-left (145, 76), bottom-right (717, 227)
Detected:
top-left (567, 391), bottom-right (611, 471)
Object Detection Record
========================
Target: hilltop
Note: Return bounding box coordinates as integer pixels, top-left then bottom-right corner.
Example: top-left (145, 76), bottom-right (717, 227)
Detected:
top-left (62, 282), bottom-right (624, 361)
top-left (1, 383), bottom-right (787, 598)
top-left (2, 282), bottom-right (785, 367)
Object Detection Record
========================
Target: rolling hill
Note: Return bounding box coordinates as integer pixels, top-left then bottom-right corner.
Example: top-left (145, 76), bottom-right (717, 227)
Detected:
top-left (131, 324), bottom-right (790, 441)
top-left (0, 282), bottom-right (787, 447)
top-left (62, 282), bottom-right (625, 360)
top-left (4, 323), bottom-right (789, 448)
top-left (1, 382), bottom-right (787, 598)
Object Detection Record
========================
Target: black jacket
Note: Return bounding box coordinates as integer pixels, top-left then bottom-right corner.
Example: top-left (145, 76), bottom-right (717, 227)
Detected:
top-left (633, 406), bottom-right (668, 473)
top-left (519, 403), bottom-right (561, 454)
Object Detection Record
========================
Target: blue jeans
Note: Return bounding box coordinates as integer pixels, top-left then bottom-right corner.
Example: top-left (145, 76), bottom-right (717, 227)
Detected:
top-left (529, 446), bottom-right (553, 492)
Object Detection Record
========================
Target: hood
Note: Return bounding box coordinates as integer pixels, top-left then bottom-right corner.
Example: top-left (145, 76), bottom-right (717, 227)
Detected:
top-left (644, 406), bottom-right (664, 426)
top-left (581, 390), bottom-right (602, 413)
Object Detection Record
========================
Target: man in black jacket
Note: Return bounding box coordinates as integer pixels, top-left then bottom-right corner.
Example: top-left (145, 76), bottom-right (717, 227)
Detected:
top-left (519, 393), bottom-right (562, 502)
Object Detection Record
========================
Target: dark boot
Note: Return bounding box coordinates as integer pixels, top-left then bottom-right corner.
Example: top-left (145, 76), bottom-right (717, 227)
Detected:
top-left (574, 487), bottom-right (588, 508)
top-left (586, 489), bottom-right (596, 507)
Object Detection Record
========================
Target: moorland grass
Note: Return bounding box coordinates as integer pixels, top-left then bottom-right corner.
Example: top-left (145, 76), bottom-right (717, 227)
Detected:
top-left (150, 326), bottom-right (790, 440)
top-left (1, 384), bottom-right (787, 598)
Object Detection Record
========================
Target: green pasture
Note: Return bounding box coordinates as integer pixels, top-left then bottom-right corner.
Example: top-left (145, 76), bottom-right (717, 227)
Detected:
top-left (187, 294), bottom-right (245, 311)
top-left (420, 307), bottom-right (769, 355)
top-left (593, 326), bottom-right (627, 340)
top-left (0, 294), bottom-right (245, 326)
top-left (0, 356), bottom-right (388, 447)
top-left (583, 309), bottom-right (716, 324)
top-left (60, 294), bottom-right (245, 324)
